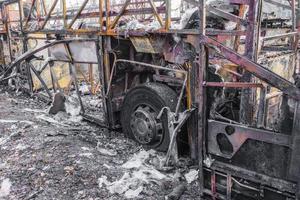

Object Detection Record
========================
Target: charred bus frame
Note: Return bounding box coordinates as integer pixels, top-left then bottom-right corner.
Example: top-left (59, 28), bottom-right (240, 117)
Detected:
top-left (0, 0), bottom-right (299, 199)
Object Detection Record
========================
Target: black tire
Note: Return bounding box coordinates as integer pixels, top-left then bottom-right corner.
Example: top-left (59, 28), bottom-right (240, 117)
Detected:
top-left (121, 82), bottom-right (178, 151)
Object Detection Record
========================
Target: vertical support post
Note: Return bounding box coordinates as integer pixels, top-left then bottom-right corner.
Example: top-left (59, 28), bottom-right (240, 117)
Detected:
top-left (2, 4), bottom-right (13, 62)
top-left (187, 61), bottom-right (198, 160)
top-left (297, 0), bottom-right (300, 34)
top-left (89, 64), bottom-right (94, 94)
top-left (96, 37), bottom-right (109, 126)
top-left (19, 0), bottom-right (32, 93)
top-left (226, 174), bottom-right (232, 200)
top-left (288, 103), bottom-right (300, 198)
top-left (165, 0), bottom-right (171, 30)
top-left (62, 0), bottom-right (67, 28)
top-left (294, 0), bottom-right (300, 75)
top-left (290, 0), bottom-right (300, 189)
top-left (196, 0), bottom-right (207, 197)
top-left (105, 0), bottom-right (111, 31)
top-left (257, 87), bottom-right (266, 127)
top-left (233, 5), bottom-right (246, 51)
top-left (211, 170), bottom-right (216, 200)
top-left (103, 36), bottom-right (114, 128)
top-left (99, 0), bottom-right (103, 31)
top-left (239, 0), bottom-right (262, 125)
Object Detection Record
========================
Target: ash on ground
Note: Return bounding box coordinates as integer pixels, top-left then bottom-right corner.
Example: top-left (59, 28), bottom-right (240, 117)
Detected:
top-left (0, 87), bottom-right (199, 200)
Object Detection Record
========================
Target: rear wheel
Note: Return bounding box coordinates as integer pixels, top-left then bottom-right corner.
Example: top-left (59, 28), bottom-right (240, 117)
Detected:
top-left (121, 82), bottom-right (178, 151)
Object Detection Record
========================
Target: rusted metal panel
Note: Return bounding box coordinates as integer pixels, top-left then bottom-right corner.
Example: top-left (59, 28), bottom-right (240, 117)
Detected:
top-left (130, 36), bottom-right (164, 54)
top-left (207, 120), bottom-right (292, 159)
top-left (204, 36), bottom-right (300, 100)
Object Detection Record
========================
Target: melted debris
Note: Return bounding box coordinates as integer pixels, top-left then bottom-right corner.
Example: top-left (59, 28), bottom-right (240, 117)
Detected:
top-left (0, 86), bottom-right (200, 199)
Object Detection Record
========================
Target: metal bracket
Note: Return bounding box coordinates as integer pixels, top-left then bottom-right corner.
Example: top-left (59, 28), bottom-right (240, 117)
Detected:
top-left (157, 107), bottom-right (194, 165)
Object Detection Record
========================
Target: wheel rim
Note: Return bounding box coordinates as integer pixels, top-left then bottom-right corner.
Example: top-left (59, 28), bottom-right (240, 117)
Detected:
top-left (130, 105), bottom-right (163, 145)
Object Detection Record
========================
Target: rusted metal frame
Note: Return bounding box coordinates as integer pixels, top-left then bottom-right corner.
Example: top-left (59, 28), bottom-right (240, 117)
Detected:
top-left (250, 0), bottom-right (265, 127)
top-left (291, 0), bottom-right (296, 40)
top-left (143, 0), bottom-right (165, 22)
top-left (40, 0), bottom-right (59, 30)
top-left (26, 29), bottom-right (99, 35)
top-left (2, 3), bottom-right (13, 62)
top-left (187, 61), bottom-right (198, 161)
top-left (196, 0), bottom-right (206, 197)
top-left (24, 22), bottom-right (245, 37)
top-left (103, 36), bottom-right (115, 128)
top-left (288, 102), bottom-right (300, 180)
top-left (17, 0), bottom-right (33, 93)
top-left (64, 42), bottom-right (86, 114)
top-left (112, 0), bottom-right (163, 6)
top-left (207, 5), bottom-right (247, 25)
top-left (153, 74), bottom-right (184, 85)
top-left (95, 37), bottom-right (109, 126)
top-left (207, 120), bottom-right (292, 159)
top-left (211, 160), bottom-right (297, 194)
top-left (239, 0), bottom-right (261, 125)
top-left (293, 0), bottom-right (300, 52)
top-left (99, 0), bottom-right (103, 31)
top-left (123, 6), bottom-right (166, 15)
top-left (148, 0), bottom-right (163, 27)
top-left (88, 64), bottom-right (94, 94)
top-left (203, 82), bottom-right (263, 88)
top-left (164, 0), bottom-right (171, 30)
top-left (21, 7), bottom-right (167, 27)
top-left (108, 0), bottom-right (131, 30)
top-left (18, 0), bottom-right (28, 52)
top-left (62, 0), bottom-right (67, 28)
top-left (170, 28), bottom-right (247, 36)
top-left (105, 0), bottom-right (111, 31)
top-left (24, 0), bottom-right (37, 29)
top-left (203, 168), bottom-right (264, 195)
top-left (29, 63), bottom-right (52, 98)
top-left (0, 38), bottom-right (97, 78)
top-left (211, 170), bottom-right (217, 200)
top-left (67, 0), bottom-right (89, 29)
top-left (256, 86), bottom-right (266, 127)
top-left (186, 63), bottom-right (192, 110)
top-left (262, 32), bottom-right (299, 41)
top-left (203, 36), bottom-right (300, 100)
top-left (203, 189), bottom-right (227, 200)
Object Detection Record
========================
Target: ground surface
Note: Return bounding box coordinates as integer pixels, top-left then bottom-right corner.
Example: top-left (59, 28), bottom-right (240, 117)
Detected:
top-left (0, 87), bottom-right (199, 200)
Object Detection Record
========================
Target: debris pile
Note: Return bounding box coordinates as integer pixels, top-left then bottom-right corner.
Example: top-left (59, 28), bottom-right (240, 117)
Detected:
top-left (0, 88), bottom-right (200, 199)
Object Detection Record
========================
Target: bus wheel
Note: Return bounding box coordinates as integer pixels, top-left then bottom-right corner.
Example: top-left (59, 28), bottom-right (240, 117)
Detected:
top-left (121, 82), bottom-right (178, 151)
